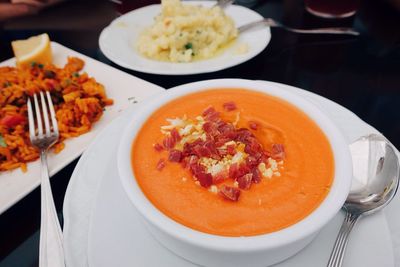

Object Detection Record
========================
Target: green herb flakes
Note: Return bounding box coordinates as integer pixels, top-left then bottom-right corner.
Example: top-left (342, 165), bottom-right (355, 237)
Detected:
top-left (0, 135), bottom-right (7, 148)
top-left (184, 42), bottom-right (193, 50)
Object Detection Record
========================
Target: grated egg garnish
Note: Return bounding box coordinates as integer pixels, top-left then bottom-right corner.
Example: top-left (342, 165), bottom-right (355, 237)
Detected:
top-left (233, 112), bottom-right (240, 126)
top-left (209, 185), bottom-right (218, 194)
top-left (268, 158), bottom-right (278, 171)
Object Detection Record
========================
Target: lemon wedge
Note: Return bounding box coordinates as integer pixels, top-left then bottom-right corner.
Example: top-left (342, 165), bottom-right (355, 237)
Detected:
top-left (11, 33), bottom-right (52, 68)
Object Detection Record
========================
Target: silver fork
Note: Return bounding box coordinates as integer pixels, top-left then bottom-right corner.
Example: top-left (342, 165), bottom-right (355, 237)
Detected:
top-left (238, 18), bottom-right (360, 35)
top-left (27, 92), bottom-right (65, 267)
top-left (213, 0), bottom-right (235, 9)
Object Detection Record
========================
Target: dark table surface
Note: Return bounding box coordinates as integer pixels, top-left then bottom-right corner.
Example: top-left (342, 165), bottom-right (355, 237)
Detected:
top-left (0, 0), bottom-right (399, 266)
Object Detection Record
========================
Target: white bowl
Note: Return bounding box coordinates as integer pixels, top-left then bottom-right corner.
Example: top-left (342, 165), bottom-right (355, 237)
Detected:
top-left (117, 79), bottom-right (352, 267)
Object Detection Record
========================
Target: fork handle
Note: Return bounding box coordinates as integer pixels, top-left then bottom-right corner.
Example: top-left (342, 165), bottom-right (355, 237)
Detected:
top-left (238, 19), bottom-right (360, 36)
top-left (39, 150), bottom-right (65, 267)
top-left (286, 27), bottom-right (360, 36)
top-left (327, 211), bottom-right (361, 267)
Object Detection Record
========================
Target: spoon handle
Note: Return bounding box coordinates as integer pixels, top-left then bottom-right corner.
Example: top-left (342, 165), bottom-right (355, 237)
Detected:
top-left (327, 211), bottom-right (361, 267)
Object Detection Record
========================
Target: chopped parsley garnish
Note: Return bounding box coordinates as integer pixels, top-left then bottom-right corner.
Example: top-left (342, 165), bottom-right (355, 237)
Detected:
top-left (0, 135), bottom-right (6, 148)
top-left (73, 72), bottom-right (80, 78)
top-left (38, 64), bottom-right (44, 69)
top-left (30, 61), bottom-right (37, 67)
top-left (3, 81), bottom-right (12, 87)
top-left (184, 42), bottom-right (193, 50)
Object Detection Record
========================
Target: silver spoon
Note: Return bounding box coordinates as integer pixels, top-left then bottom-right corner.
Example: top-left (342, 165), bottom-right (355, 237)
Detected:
top-left (213, 0), bottom-right (235, 9)
top-left (238, 18), bottom-right (360, 35)
top-left (327, 134), bottom-right (400, 267)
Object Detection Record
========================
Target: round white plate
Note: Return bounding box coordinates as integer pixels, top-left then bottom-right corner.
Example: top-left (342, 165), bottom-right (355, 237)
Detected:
top-left (98, 1), bottom-right (271, 75)
top-left (63, 81), bottom-right (399, 267)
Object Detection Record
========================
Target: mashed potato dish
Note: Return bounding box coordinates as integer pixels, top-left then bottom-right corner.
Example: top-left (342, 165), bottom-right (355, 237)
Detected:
top-left (137, 0), bottom-right (238, 62)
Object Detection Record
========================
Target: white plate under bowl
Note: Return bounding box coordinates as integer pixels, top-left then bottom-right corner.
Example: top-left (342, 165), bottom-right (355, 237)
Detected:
top-left (99, 1), bottom-right (271, 75)
top-left (0, 42), bottom-right (164, 214)
top-left (63, 81), bottom-right (398, 266)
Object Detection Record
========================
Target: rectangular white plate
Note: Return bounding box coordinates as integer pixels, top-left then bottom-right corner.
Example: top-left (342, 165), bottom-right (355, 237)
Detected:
top-left (0, 42), bottom-right (165, 214)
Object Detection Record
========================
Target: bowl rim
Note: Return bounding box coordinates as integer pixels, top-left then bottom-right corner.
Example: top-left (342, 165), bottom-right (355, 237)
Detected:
top-left (117, 79), bottom-right (352, 252)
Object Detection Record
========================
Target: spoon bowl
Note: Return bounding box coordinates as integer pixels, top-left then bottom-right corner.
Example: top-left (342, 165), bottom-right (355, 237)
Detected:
top-left (327, 134), bottom-right (400, 267)
top-left (346, 134), bottom-right (399, 214)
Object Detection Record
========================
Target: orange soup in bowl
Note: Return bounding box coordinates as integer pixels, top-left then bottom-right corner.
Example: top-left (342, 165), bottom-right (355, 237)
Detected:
top-left (131, 89), bottom-right (334, 237)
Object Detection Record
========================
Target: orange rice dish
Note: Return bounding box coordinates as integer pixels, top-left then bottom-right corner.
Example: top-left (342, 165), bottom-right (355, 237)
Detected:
top-left (0, 57), bottom-right (113, 172)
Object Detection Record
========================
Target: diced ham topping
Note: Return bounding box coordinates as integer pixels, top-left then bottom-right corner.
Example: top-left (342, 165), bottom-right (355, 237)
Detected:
top-left (272, 144), bottom-right (285, 160)
top-left (246, 156), bottom-right (259, 167)
top-left (202, 106), bottom-right (217, 116)
top-left (190, 162), bottom-right (205, 176)
top-left (251, 167), bottom-right (262, 184)
top-left (223, 101), bottom-right (237, 111)
top-left (156, 159), bottom-right (166, 171)
top-left (193, 144), bottom-right (212, 158)
top-left (228, 163), bottom-right (239, 179)
top-left (202, 106), bottom-right (220, 121)
top-left (237, 173), bottom-right (253, 190)
top-left (170, 128), bottom-right (181, 142)
top-left (153, 143), bottom-right (163, 151)
top-left (213, 170), bottom-right (228, 184)
top-left (163, 136), bottom-right (176, 150)
top-left (249, 121), bottom-right (259, 130)
top-left (226, 144), bottom-right (236, 155)
top-left (219, 185), bottom-right (241, 201)
top-left (197, 172), bottom-right (213, 187)
top-left (236, 128), bottom-right (253, 143)
top-left (156, 104), bottom-right (286, 202)
top-left (168, 149), bottom-right (183, 162)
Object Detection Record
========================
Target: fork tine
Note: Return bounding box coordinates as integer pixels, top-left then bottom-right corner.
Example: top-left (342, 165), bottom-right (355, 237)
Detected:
top-left (27, 98), bottom-right (36, 139)
top-left (33, 93), bottom-right (43, 137)
top-left (46, 91), bottom-right (59, 136)
top-left (40, 92), bottom-right (51, 137)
